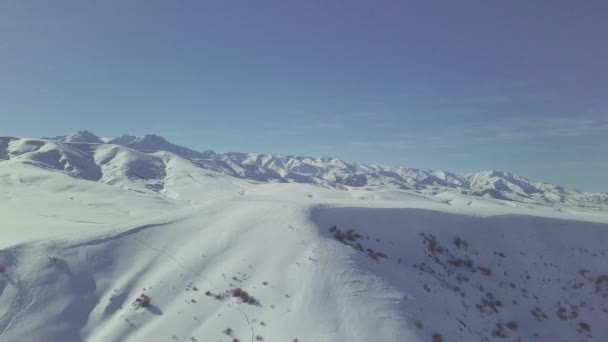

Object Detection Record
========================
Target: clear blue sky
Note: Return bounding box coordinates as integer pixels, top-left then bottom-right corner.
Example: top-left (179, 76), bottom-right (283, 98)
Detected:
top-left (1, 1), bottom-right (607, 191)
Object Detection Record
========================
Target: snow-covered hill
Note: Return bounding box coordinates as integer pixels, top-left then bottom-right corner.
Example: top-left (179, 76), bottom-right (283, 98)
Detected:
top-left (1, 131), bottom-right (608, 341)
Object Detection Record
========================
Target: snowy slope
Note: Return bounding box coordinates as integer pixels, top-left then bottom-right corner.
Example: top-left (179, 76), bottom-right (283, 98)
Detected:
top-left (0, 164), bottom-right (607, 342)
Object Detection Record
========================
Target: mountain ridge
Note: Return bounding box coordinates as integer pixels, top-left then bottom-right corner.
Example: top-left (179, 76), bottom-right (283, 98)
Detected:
top-left (0, 130), bottom-right (605, 208)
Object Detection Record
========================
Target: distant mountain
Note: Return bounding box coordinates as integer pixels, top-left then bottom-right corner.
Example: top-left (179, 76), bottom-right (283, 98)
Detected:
top-left (44, 130), bottom-right (104, 144)
top-left (7, 130), bottom-right (605, 209)
top-left (207, 153), bottom-right (607, 208)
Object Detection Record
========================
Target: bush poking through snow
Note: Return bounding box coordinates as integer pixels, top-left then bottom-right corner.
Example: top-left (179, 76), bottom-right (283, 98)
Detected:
top-left (453, 237), bottom-right (469, 249)
top-left (205, 290), bottom-right (228, 301)
top-left (578, 322), bottom-right (591, 335)
top-left (330, 225), bottom-right (388, 261)
top-left (491, 323), bottom-right (508, 338)
top-left (477, 266), bottom-right (492, 276)
top-left (232, 288), bottom-right (260, 305)
top-left (505, 321), bottom-right (518, 331)
top-left (596, 274), bottom-right (608, 294)
top-left (134, 294), bottom-right (152, 308)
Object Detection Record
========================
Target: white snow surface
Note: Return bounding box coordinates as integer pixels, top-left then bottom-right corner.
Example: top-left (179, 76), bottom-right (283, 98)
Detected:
top-left (1, 133), bottom-right (607, 342)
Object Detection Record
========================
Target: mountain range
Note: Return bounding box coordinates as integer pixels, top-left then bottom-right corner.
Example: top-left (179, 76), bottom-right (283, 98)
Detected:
top-left (3, 130), bottom-right (607, 209)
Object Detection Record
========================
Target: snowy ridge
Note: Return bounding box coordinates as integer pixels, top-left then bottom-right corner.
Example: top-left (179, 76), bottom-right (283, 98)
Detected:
top-left (210, 153), bottom-right (608, 208)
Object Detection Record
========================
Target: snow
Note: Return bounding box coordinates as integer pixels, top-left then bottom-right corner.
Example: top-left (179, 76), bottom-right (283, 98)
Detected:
top-left (1, 132), bottom-right (608, 342)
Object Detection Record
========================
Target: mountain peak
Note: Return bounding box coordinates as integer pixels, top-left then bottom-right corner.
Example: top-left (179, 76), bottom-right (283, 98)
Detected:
top-left (46, 130), bottom-right (103, 144)
top-left (107, 134), bottom-right (137, 144)
top-left (142, 134), bottom-right (166, 140)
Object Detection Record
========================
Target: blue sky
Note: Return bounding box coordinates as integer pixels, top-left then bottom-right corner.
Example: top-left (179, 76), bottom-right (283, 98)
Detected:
top-left (1, 0), bottom-right (607, 191)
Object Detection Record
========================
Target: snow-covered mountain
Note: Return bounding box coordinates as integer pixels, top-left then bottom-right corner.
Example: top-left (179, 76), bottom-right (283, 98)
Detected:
top-left (34, 131), bottom-right (608, 208)
top-left (44, 130), bottom-right (104, 144)
top-left (208, 153), bottom-right (607, 208)
top-left (2, 131), bottom-right (607, 208)
top-left (1, 131), bottom-right (608, 342)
